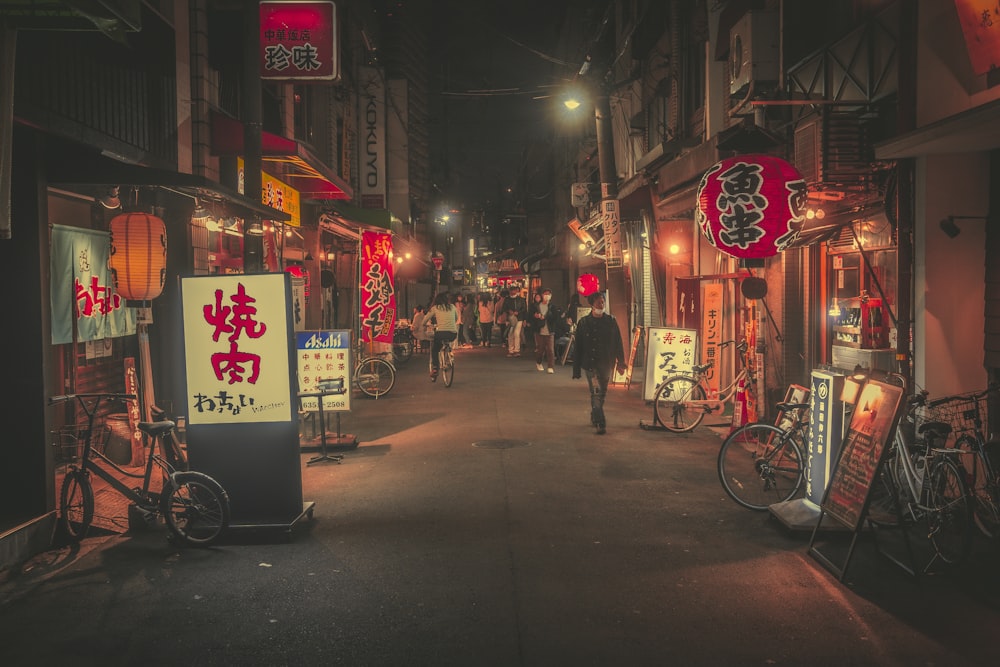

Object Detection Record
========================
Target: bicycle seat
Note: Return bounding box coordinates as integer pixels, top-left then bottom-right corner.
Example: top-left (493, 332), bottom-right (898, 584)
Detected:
top-left (918, 420), bottom-right (951, 439)
top-left (138, 420), bottom-right (175, 438)
top-left (776, 402), bottom-right (809, 413)
top-left (692, 362), bottom-right (712, 374)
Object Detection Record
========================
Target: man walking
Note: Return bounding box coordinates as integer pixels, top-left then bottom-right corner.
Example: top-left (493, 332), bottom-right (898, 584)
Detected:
top-left (572, 292), bottom-right (625, 434)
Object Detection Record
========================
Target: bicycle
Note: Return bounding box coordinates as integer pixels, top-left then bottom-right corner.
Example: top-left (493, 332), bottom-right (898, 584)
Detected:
top-left (392, 325), bottom-right (415, 365)
top-left (652, 339), bottom-right (753, 433)
top-left (49, 393), bottom-right (231, 546)
top-left (869, 390), bottom-right (974, 567)
top-left (353, 342), bottom-right (396, 398)
top-left (717, 400), bottom-right (809, 510)
top-left (429, 337), bottom-right (455, 387)
top-left (927, 385), bottom-right (1000, 539)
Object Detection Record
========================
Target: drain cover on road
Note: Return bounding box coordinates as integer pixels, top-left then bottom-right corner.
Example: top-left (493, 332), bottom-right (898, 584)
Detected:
top-left (472, 439), bottom-right (531, 449)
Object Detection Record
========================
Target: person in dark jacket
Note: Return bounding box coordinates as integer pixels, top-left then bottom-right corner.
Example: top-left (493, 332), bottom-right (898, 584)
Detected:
top-left (572, 291), bottom-right (625, 434)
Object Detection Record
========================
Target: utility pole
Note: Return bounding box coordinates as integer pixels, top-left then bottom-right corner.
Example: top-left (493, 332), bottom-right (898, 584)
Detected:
top-left (595, 88), bottom-right (630, 350)
top-left (243, 8), bottom-right (264, 273)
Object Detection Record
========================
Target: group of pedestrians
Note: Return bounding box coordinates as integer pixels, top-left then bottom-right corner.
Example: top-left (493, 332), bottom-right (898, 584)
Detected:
top-left (409, 286), bottom-right (625, 435)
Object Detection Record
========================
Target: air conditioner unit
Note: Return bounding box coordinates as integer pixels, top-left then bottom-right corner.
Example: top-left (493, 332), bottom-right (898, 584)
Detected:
top-left (729, 11), bottom-right (779, 96)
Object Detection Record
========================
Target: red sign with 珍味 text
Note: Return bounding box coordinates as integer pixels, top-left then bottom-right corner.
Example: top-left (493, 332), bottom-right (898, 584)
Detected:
top-left (260, 1), bottom-right (338, 81)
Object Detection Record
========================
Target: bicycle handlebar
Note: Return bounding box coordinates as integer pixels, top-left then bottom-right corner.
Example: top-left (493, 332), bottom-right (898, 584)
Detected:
top-left (48, 393), bottom-right (136, 405)
top-left (925, 382), bottom-right (1000, 408)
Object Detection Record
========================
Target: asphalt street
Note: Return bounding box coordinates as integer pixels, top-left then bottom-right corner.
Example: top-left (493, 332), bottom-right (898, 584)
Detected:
top-left (2, 343), bottom-right (999, 666)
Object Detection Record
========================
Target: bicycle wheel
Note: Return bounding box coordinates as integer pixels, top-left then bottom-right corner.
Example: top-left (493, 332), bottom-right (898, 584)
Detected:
top-left (355, 357), bottom-right (395, 397)
top-left (442, 348), bottom-right (454, 387)
top-left (954, 435), bottom-right (1000, 538)
top-left (924, 457), bottom-right (973, 566)
top-left (717, 423), bottom-right (804, 510)
top-left (652, 375), bottom-right (706, 433)
top-left (161, 472), bottom-right (231, 547)
top-left (59, 468), bottom-right (94, 541)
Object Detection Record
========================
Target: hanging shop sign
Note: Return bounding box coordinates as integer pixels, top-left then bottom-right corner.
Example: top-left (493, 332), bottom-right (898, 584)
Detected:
top-left (642, 327), bottom-right (698, 402)
top-left (50, 225), bottom-right (136, 344)
top-left (954, 0), bottom-right (1000, 75)
top-left (696, 154), bottom-right (807, 259)
top-left (180, 274), bottom-right (294, 425)
top-left (238, 158), bottom-right (301, 227)
top-left (259, 1), bottom-right (339, 81)
top-left (296, 330), bottom-right (351, 413)
top-left (601, 198), bottom-right (623, 267)
top-left (360, 230), bottom-right (396, 343)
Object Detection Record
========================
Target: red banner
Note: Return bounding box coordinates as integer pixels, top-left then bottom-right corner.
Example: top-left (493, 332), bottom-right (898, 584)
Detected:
top-left (260, 1), bottom-right (339, 81)
top-left (360, 231), bottom-right (396, 343)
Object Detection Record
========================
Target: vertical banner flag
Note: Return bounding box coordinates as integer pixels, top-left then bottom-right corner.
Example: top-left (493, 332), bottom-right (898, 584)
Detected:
top-left (259, 1), bottom-right (339, 81)
top-left (181, 274), bottom-right (293, 425)
top-left (50, 224), bottom-right (136, 344)
top-left (361, 231), bottom-right (396, 343)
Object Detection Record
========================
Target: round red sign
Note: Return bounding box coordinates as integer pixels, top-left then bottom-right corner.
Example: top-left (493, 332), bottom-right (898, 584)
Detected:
top-left (696, 154), bottom-right (808, 259)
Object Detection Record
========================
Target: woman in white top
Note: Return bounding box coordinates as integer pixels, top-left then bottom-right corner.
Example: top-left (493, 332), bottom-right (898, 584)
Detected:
top-left (427, 292), bottom-right (458, 379)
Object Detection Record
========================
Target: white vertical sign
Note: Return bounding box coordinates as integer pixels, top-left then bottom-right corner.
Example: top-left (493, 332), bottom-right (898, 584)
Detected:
top-left (359, 66), bottom-right (387, 210)
top-left (601, 198), bottom-right (622, 267)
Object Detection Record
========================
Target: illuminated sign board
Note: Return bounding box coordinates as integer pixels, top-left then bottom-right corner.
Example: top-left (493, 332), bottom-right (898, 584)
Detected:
top-left (181, 274), bottom-right (293, 425)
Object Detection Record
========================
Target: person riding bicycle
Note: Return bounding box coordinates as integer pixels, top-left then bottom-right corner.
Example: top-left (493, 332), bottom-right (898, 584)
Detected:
top-left (428, 292), bottom-right (458, 381)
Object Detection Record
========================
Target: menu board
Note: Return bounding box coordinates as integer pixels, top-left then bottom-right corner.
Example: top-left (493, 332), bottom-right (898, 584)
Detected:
top-left (821, 378), bottom-right (905, 530)
top-left (643, 327), bottom-right (698, 401)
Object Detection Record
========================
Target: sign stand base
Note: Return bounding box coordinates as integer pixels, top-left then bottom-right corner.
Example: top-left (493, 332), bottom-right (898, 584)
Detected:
top-left (770, 498), bottom-right (825, 531)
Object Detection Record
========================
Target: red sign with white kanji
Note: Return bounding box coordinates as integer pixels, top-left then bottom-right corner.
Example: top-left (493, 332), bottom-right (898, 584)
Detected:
top-left (260, 1), bottom-right (338, 81)
top-left (696, 154), bottom-right (808, 259)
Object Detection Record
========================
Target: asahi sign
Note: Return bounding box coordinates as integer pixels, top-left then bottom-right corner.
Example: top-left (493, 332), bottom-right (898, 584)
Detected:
top-left (359, 66), bottom-right (386, 210)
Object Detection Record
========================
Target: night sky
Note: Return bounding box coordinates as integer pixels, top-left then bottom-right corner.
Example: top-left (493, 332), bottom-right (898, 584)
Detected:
top-left (428, 0), bottom-right (609, 209)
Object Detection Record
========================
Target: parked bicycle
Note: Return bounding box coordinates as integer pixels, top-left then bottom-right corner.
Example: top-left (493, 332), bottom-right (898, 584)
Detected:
top-left (652, 339), bottom-right (753, 433)
top-left (869, 390), bottom-right (974, 567)
top-left (429, 337), bottom-right (455, 387)
top-left (49, 393), bottom-right (230, 546)
top-left (926, 384), bottom-right (1000, 539)
top-left (717, 400), bottom-right (809, 510)
top-left (392, 324), bottom-right (415, 365)
top-left (354, 342), bottom-right (396, 398)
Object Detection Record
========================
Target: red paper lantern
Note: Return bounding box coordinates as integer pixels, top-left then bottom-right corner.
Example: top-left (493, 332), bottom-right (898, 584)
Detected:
top-left (696, 154), bottom-right (807, 259)
top-left (108, 212), bottom-right (167, 302)
top-left (576, 273), bottom-right (600, 296)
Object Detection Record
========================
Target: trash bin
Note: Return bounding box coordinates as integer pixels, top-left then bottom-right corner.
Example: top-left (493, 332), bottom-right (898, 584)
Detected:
top-left (104, 413), bottom-right (133, 465)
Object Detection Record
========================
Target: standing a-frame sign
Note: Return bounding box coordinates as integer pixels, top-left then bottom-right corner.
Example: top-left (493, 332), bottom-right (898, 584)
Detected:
top-left (808, 377), bottom-right (906, 581)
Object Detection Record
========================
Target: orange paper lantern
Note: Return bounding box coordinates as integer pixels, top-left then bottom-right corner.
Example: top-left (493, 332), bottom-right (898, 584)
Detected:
top-left (109, 212), bottom-right (167, 302)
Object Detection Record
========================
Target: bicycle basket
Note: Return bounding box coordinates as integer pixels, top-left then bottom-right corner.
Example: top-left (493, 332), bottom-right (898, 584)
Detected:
top-left (52, 423), bottom-right (110, 464)
top-left (916, 393), bottom-right (988, 444)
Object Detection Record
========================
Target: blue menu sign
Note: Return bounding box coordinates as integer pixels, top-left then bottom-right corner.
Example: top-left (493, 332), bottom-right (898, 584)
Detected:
top-left (807, 369), bottom-right (847, 503)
